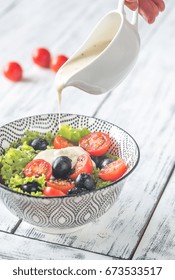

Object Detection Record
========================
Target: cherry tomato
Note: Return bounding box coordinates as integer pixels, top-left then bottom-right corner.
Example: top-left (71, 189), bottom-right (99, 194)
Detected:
top-left (50, 55), bottom-right (68, 72)
top-left (32, 48), bottom-right (51, 68)
top-left (69, 154), bottom-right (93, 180)
top-left (24, 159), bottom-right (52, 180)
top-left (98, 159), bottom-right (127, 181)
top-left (54, 135), bottom-right (73, 149)
top-left (43, 186), bottom-right (66, 197)
top-left (3, 62), bottom-right (23, 82)
top-left (79, 132), bottom-right (111, 156)
top-left (47, 179), bottom-right (75, 194)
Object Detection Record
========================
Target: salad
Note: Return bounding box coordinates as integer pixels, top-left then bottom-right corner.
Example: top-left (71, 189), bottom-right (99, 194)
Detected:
top-left (0, 125), bottom-right (127, 197)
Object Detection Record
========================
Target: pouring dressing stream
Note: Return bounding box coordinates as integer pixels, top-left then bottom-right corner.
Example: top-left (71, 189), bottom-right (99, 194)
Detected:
top-left (55, 0), bottom-right (140, 122)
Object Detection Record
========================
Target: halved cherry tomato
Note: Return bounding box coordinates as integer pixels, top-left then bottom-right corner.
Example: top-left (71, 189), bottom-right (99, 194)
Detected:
top-left (43, 186), bottom-right (66, 197)
top-left (24, 159), bottom-right (52, 180)
top-left (50, 54), bottom-right (68, 72)
top-left (54, 135), bottom-right (73, 149)
top-left (32, 48), bottom-right (51, 68)
top-left (69, 154), bottom-right (93, 180)
top-left (47, 179), bottom-right (75, 194)
top-left (3, 62), bottom-right (23, 82)
top-left (98, 159), bottom-right (127, 181)
top-left (79, 132), bottom-right (110, 156)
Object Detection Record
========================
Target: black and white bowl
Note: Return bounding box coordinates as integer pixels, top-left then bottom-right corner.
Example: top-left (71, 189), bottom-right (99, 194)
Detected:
top-left (0, 113), bottom-right (140, 233)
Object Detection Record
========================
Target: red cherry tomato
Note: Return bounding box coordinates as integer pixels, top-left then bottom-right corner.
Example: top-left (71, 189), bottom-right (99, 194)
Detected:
top-left (50, 55), bottom-right (68, 72)
top-left (79, 132), bottom-right (111, 156)
top-left (54, 135), bottom-right (73, 149)
top-left (32, 48), bottom-right (51, 68)
top-left (43, 186), bottom-right (66, 197)
top-left (47, 179), bottom-right (75, 194)
top-left (3, 62), bottom-right (23, 82)
top-left (69, 154), bottom-right (93, 180)
top-left (98, 159), bottom-right (127, 181)
top-left (24, 159), bottom-right (52, 180)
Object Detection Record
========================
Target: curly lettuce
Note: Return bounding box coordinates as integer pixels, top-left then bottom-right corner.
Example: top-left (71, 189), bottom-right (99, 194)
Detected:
top-left (0, 145), bottom-right (36, 185)
top-left (0, 125), bottom-right (115, 195)
top-left (58, 124), bottom-right (90, 144)
top-left (11, 130), bottom-right (55, 148)
top-left (9, 174), bottom-right (46, 196)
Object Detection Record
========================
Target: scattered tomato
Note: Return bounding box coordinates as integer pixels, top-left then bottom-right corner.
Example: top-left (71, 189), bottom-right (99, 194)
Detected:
top-left (47, 179), bottom-right (75, 194)
top-left (24, 159), bottom-right (52, 180)
top-left (43, 186), bottom-right (66, 197)
top-left (32, 48), bottom-right (51, 68)
top-left (79, 132), bottom-right (111, 156)
top-left (3, 62), bottom-right (23, 82)
top-left (54, 135), bottom-right (73, 149)
top-left (50, 54), bottom-right (68, 72)
top-left (98, 159), bottom-right (127, 181)
top-left (69, 154), bottom-right (93, 180)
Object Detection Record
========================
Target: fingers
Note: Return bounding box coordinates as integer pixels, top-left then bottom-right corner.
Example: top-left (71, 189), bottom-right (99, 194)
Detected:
top-left (125, 0), bottom-right (138, 11)
top-left (139, 0), bottom-right (159, 23)
top-left (152, 0), bottom-right (165, 12)
top-left (124, 0), bottom-right (165, 24)
top-left (139, 0), bottom-right (165, 24)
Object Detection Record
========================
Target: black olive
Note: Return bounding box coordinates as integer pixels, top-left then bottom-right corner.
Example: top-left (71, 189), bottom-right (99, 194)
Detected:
top-left (68, 187), bottom-right (87, 195)
top-left (91, 155), bottom-right (108, 169)
top-left (75, 173), bottom-right (96, 191)
top-left (52, 156), bottom-right (72, 179)
top-left (29, 138), bottom-right (48, 150)
top-left (99, 158), bottom-right (115, 169)
top-left (20, 181), bottom-right (40, 193)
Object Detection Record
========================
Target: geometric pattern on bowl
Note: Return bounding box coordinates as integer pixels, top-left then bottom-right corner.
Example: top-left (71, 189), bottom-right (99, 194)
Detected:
top-left (0, 113), bottom-right (140, 232)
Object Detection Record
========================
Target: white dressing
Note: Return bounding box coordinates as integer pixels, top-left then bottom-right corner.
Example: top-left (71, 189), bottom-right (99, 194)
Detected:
top-left (55, 40), bottom-right (111, 96)
top-left (55, 40), bottom-right (111, 127)
top-left (34, 146), bottom-right (93, 167)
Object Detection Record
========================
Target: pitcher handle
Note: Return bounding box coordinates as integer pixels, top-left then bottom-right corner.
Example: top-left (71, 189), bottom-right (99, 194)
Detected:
top-left (118, 0), bottom-right (138, 28)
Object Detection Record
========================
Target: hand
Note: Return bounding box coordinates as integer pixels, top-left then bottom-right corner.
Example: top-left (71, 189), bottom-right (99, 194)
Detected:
top-left (125, 0), bottom-right (165, 24)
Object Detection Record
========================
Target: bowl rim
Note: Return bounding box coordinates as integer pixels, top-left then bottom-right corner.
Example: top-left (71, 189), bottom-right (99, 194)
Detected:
top-left (0, 112), bottom-right (140, 199)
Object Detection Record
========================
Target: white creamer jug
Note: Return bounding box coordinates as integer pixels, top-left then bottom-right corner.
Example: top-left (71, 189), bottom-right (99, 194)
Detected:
top-left (55, 0), bottom-right (140, 95)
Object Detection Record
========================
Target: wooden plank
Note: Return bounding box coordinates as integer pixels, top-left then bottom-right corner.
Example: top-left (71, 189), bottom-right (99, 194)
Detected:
top-left (15, 200), bottom-right (137, 258)
top-left (15, 140), bottom-right (174, 259)
top-left (0, 231), bottom-right (114, 260)
top-left (14, 1), bottom-right (175, 260)
top-left (0, 0), bottom-right (174, 260)
top-left (0, 0), bottom-right (161, 127)
top-left (133, 168), bottom-right (175, 260)
top-left (0, 0), bottom-right (117, 126)
top-left (92, 0), bottom-right (175, 259)
top-left (0, 199), bottom-right (20, 233)
top-left (0, 0), bottom-right (20, 18)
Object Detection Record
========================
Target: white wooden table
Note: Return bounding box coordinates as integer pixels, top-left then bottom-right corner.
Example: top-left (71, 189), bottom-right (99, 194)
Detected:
top-left (0, 0), bottom-right (174, 260)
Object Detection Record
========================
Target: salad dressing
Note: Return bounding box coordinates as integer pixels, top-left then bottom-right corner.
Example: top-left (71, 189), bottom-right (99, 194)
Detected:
top-left (55, 40), bottom-right (111, 126)
top-left (34, 146), bottom-right (92, 167)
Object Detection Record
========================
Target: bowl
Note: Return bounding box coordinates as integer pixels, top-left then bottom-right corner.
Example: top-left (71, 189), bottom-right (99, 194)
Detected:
top-left (0, 113), bottom-right (139, 233)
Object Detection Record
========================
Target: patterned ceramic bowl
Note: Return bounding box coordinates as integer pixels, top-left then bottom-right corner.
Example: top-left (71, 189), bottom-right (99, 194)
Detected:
top-left (0, 114), bottom-right (139, 233)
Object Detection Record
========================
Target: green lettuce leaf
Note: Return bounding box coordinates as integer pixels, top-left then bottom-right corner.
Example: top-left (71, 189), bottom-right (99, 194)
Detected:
top-left (0, 147), bottom-right (36, 185)
top-left (92, 168), bottom-right (112, 189)
top-left (58, 124), bottom-right (90, 144)
top-left (9, 174), bottom-right (46, 196)
top-left (21, 130), bottom-right (55, 146)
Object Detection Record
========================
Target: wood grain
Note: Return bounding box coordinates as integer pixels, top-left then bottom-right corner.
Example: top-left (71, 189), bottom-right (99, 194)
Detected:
top-left (0, 231), bottom-right (114, 260)
top-left (0, 0), bottom-right (174, 260)
top-left (14, 0), bottom-right (175, 260)
top-left (133, 168), bottom-right (175, 260)
top-left (0, 201), bottom-right (20, 232)
top-left (94, 0), bottom-right (175, 259)
top-left (0, 0), bottom-right (116, 126)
